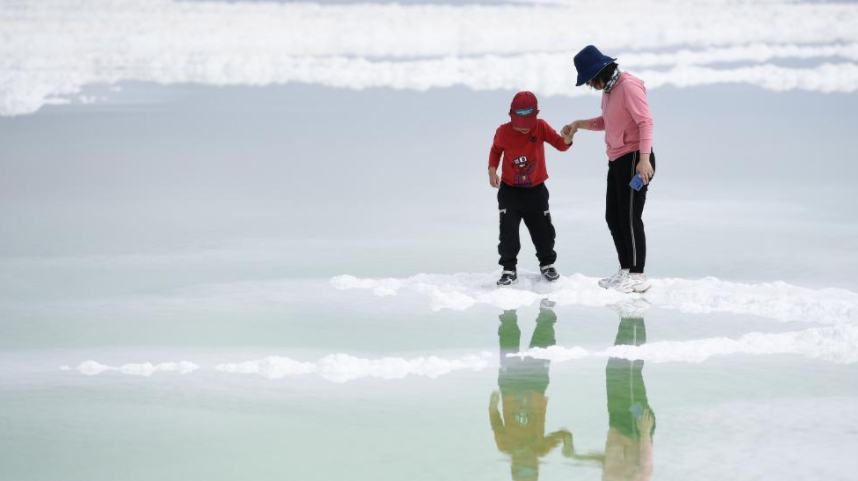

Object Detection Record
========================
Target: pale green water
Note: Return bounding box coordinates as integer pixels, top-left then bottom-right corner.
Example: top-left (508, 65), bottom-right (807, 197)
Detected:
top-left (2, 302), bottom-right (856, 481)
top-left (3, 1), bottom-right (858, 478)
top-left (2, 47), bottom-right (858, 481)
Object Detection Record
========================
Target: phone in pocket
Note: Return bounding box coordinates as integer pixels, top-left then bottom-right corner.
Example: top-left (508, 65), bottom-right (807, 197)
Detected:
top-left (629, 174), bottom-right (645, 191)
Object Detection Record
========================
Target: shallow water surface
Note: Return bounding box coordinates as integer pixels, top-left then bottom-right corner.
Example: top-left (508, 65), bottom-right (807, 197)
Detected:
top-left (2, 287), bottom-right (856, 481)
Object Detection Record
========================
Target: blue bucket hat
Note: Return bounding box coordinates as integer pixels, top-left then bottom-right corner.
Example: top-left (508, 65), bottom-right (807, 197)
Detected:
top-left (573, 45), bottom-right (617, 87)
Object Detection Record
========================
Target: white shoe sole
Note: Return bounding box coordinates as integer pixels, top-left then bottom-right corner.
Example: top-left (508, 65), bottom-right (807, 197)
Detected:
top-left (497, 279), bottom-right (518, 288)
top-left (613, 282), bottom-right (651, 294)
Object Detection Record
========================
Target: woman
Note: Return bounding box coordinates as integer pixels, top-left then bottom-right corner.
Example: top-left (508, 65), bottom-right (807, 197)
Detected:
top-left (603, 303), bottom-right (656, 481)
top-left (563, 45), bottom-right (655, 293)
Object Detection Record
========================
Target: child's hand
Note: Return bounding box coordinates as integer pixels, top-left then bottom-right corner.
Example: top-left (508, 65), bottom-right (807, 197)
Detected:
top-left (489, 168), bottom-right (500, 188)
top-left (561, 122), bottom-right (578, 138)
top-left (561, 123), bottom-right (576, 145)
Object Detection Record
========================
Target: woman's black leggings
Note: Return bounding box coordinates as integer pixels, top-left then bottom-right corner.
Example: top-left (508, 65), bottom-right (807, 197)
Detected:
top-left (606, 150), bottom-right (655, 274)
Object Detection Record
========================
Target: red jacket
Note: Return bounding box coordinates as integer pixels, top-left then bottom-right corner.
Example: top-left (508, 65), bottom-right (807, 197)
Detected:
top-left (488, 119), bottom-right (571, 188)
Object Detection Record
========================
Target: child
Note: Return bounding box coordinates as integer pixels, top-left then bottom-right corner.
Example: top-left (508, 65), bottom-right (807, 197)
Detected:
top-left (488, 91), bottom-right (574, 286)
top-left (490, 306), bottom-right (574, 479)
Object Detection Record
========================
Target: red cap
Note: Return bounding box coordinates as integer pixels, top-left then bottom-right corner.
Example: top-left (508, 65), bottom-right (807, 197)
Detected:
top-left (509, 91), bottom-right (539, 130)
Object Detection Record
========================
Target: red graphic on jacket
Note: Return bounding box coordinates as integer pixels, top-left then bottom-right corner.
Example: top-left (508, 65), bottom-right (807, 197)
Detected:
top-left (512, 155), bottom-right (535, 186)
top-left (488, 119), bottom-right (571, 188)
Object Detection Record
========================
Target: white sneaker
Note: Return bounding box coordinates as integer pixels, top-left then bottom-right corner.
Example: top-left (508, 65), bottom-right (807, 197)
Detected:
top-left (540, 298), bottom-right (556, 310)
top-left (609, 298), bottom-right (651, 318)
top-left (613, 273), bottom-right (651, 293)
top-left (599, 268), bottom-right (629, 289)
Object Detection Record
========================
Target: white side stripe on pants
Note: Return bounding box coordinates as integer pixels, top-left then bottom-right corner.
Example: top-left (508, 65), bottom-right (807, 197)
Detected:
top-left (629, 151), bottom-right (637, 267)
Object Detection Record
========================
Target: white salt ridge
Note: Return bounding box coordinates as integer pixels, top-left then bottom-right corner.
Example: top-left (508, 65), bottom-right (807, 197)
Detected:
top-left (3, 0), bottom-right (858, 115)
top-left (331, 272), bottom-right (858, 325)
top-left (517, 324), bottom-right (858, 364)
top-left (622, 43), bottom-right (858, 67)
top-left (215, 352), bottom-right (493, 382)
top-left (69, 360), bottom-right (199, 376)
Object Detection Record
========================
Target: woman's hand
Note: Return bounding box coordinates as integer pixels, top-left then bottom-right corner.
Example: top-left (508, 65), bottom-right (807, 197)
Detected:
top-left (561, 121), bottom-right (579, 138)
top-left (637, 408), bottom-right (654, 438)
top-left (636, 155), bottom-right (654, 185)
top-left (489, 168), bottom-right (500, 188)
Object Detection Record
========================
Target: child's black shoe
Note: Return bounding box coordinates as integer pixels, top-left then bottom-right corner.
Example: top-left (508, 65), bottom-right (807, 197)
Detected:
top-left (497, 270), bottom-right (518, 287)
top-left (540, 265), bottom-right (560, 282)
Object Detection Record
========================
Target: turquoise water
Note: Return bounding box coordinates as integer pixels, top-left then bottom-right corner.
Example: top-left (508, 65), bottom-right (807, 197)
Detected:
top-left (2, 293), bottom-right (857, 481)
top-left (2, 40), bottom-right (858, 481)
top-left (3, 1), bottom-right (858, 478)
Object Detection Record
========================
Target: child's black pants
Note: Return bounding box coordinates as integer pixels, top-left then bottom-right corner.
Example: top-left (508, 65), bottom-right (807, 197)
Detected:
top-left (497, 182), bottom-right (556, 271)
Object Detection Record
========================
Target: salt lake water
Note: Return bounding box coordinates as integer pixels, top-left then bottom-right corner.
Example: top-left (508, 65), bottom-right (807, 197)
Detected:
top-left (3, 1), bottom-right (858, 479)
top-left (2, 269), bottom-right (857, 480)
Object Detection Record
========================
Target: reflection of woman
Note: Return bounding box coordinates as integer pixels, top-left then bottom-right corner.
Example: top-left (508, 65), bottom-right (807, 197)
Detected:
top-left (603, 311), bottom-right (656, 481)
top-left (488, 306), bottom-right (572, 481)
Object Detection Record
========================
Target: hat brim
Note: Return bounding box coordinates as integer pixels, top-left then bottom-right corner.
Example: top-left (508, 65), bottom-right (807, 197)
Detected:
top-left (575, 57), bottom-right (617, 87)
top-left (510, 114), bottom-right (538, 130)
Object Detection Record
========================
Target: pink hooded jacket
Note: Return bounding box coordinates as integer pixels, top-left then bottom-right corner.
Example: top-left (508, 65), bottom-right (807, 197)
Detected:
top-left (587, 72), bottom-right (653, 160)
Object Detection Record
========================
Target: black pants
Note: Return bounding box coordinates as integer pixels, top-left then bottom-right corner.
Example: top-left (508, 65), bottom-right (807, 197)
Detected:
top-left (606, 317), bottom-right (655, 440)
top-left (606, 151), bottom-right (655, 274)
top-left (497, 182), bottom-right (557, 271)
top-left (497, 309), bottom-right (556, 395)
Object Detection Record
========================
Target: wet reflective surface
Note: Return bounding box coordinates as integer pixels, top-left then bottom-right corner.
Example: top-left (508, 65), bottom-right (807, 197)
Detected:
top-left (2, 53), bottom-right (858, 481)
top-left (2, 296), bottom-right (856, 481)
top-left (490, 304), bottom-right (655, 481)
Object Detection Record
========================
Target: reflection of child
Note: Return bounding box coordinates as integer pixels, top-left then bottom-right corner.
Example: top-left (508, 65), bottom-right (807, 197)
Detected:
top-left (489, 308), bottom-right (571, 481)
top-left (488, 92), bottom-right (574, 287)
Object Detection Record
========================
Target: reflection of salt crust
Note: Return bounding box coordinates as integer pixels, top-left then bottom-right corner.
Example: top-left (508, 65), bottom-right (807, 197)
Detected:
top-left (214, 357), bottom-right (315, 379)
top-left (516, 324), bottom-right (858, 364)
top-left (72, 360), bottom-right (199, 376)
top-left (60, 324), bottom-right (858, 382)
top-left (508, 345), bottom-right (589, 362)
top-left (3, 0), bottom-right (858, 115)
top-left (331, 272), bottom-right (858, 325)
top-left (215, 352), bottom-right (493, 382)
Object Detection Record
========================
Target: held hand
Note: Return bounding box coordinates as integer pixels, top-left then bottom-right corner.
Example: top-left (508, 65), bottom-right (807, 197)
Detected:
top-left (561, 122), bottom-right (578, 138)
top-left (560, 430), bottom-right (574, 457)
top-left (489, 169), bottom-right (500, 188)
top-left (636, 159), bottom-right (654, 185)
top-left (490, 391), bottom-right (500, 407)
